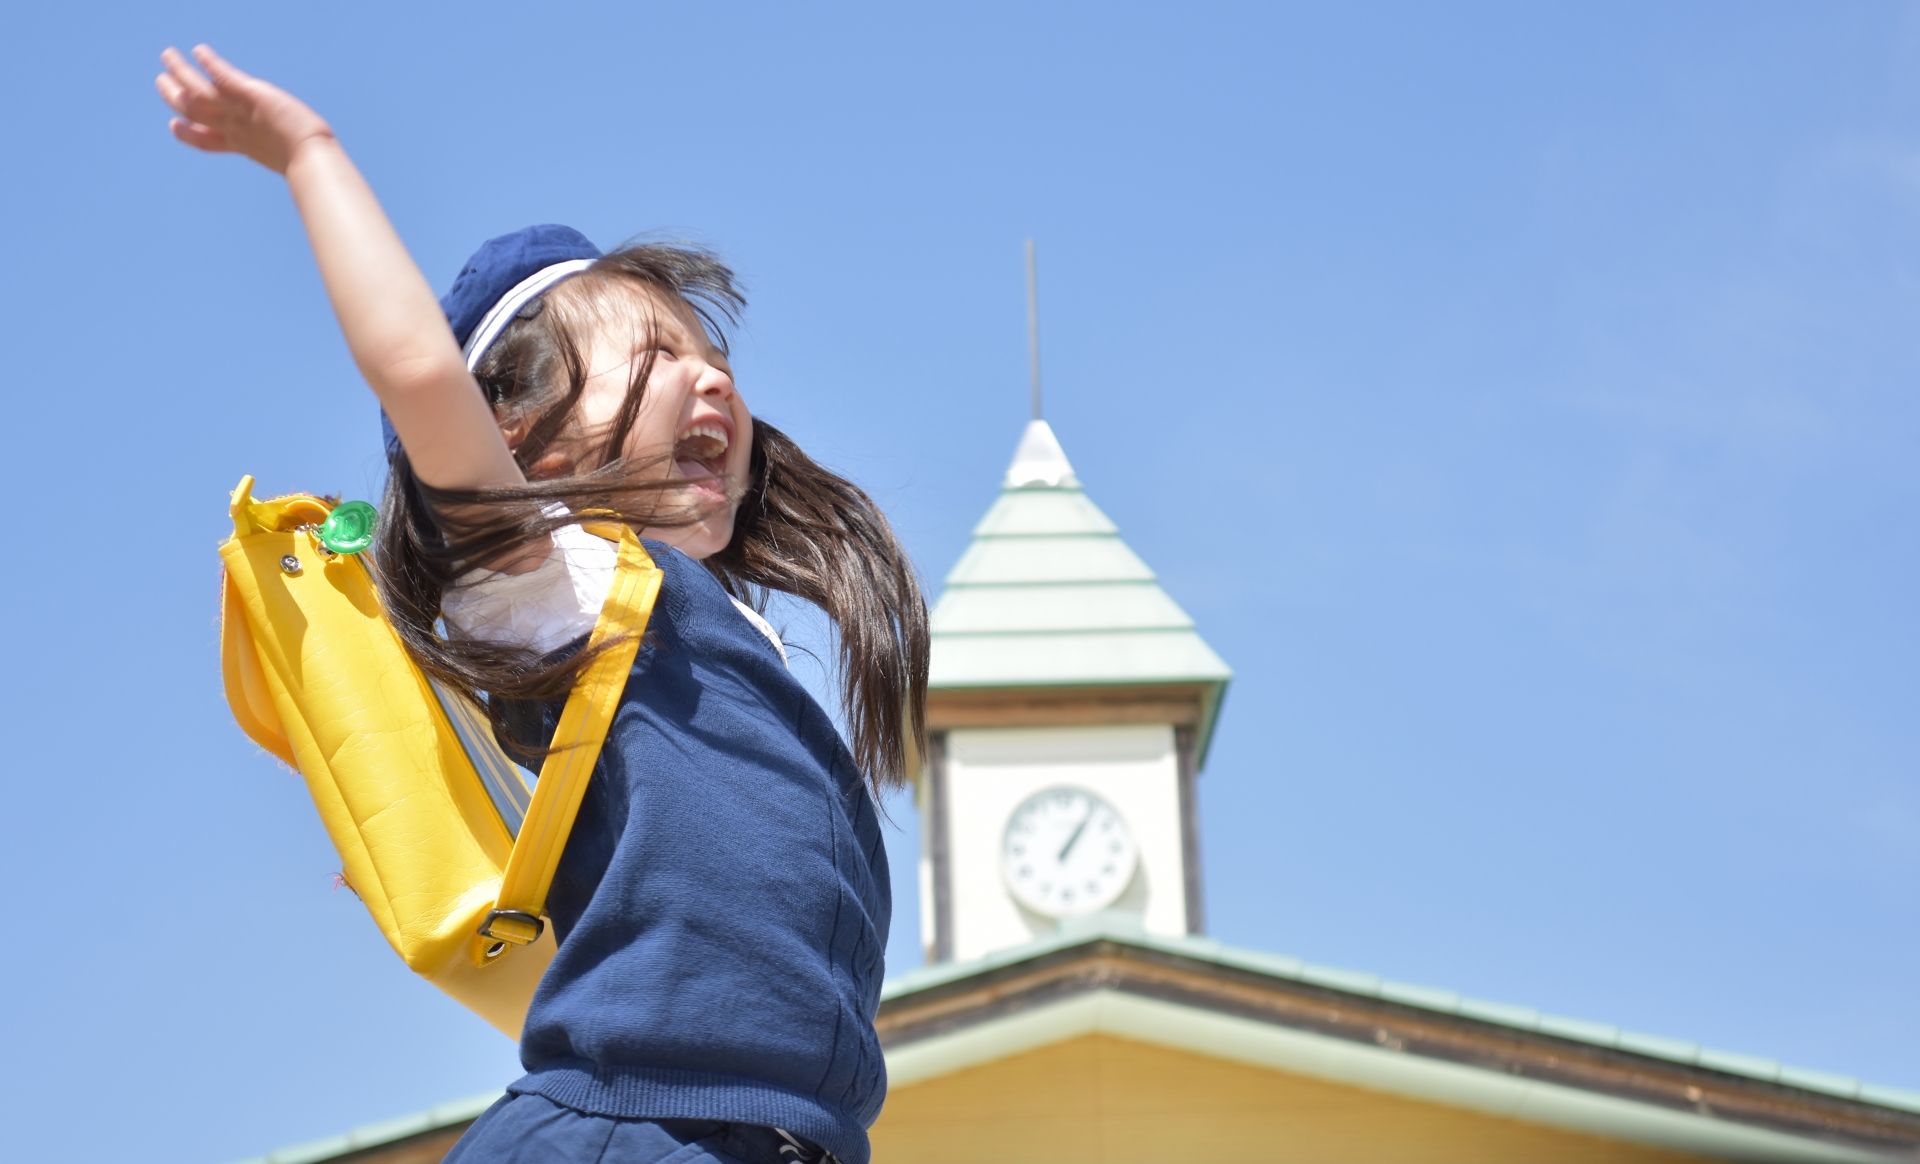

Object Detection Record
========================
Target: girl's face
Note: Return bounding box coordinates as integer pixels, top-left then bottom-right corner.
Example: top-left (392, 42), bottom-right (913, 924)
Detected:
top-left (526, 283), bottom-right (752, 560)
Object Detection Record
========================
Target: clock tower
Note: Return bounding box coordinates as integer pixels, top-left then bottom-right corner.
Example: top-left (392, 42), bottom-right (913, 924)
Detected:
top-left (918, 420), bottom-right (1232, 963)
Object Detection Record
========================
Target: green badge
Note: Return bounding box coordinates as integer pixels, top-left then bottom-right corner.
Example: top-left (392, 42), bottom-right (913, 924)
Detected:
top-left (317, 499), bottom-right (378, 555)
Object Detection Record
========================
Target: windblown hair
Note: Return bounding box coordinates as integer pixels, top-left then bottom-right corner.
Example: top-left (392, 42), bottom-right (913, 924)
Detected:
top-left (372, 243), bottom-right (928, 792)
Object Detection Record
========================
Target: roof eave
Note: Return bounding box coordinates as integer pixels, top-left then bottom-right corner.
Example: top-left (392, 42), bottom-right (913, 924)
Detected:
top-left (924, 673), bottom-right (1232, 767)
top-left (880, 918), bottom-right (1920, 1163)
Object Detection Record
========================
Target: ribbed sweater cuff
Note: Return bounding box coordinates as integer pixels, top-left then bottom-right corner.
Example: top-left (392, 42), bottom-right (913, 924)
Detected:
top-left (509, 1060), bottom-right (870, 1164)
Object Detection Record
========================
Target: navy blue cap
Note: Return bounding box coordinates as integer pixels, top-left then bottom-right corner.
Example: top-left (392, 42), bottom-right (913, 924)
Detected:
top-left (382, 225), bottom-right (603, 454)
top-left (440, 224), bottom-right (602, 348)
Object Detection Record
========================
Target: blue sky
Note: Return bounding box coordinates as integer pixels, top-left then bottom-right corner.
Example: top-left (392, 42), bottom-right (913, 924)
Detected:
top-left (1, 3), bottom-right (1917, 1161)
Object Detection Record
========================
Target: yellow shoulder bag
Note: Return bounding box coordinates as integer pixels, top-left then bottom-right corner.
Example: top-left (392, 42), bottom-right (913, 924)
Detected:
top-left (217, 476), bottom-right (660, 1039)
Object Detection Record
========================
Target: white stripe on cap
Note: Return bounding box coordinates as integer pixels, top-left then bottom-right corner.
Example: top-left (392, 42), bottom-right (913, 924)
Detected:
top-left (460, 258), bottom-right (595, 370)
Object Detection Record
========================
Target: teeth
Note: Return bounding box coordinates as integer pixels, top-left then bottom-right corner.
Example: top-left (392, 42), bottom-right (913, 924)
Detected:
top-left (681, 422), bottom-right (729, 453)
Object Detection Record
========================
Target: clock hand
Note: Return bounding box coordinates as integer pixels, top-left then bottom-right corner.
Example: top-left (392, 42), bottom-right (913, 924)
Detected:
top-left (1057, 809), bottom-right (1093, 862)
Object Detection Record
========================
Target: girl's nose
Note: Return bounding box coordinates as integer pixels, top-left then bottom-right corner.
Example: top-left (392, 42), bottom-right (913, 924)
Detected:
top-left (695, 362), bottom-right (735, 400)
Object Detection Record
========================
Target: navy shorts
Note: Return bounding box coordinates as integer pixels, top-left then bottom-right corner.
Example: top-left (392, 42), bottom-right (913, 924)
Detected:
top-left (442, 1094), bottom-right (830, 1164)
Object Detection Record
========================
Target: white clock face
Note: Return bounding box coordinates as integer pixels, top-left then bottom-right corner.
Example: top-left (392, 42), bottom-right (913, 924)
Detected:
top-left (1002, 786), bottom-right (1138, 918)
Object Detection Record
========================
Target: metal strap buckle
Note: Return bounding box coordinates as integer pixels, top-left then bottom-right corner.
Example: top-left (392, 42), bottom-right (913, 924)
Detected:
top-left (477, 909), bottom-right (545, 945)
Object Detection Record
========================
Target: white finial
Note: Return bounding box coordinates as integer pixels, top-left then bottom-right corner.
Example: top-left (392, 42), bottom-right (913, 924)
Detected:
top-left (1004, 419), bottom-right (1078, 488)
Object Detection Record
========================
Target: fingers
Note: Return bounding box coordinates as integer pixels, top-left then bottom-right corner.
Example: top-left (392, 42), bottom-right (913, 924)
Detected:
top-left (192, 44), bottom-right (255, 92)
top-left (158, 43), bottom-right (255, 148)
top-left (160, 47), bottom-right (217, 104)
top-left (157, 46), bottom-right (223, 130)
top-left (154, 71), bottom-right (181, 110)
top-left (156, 42), bottom-right (310, 167)
top-left (168, 117), bottom-right (229, 154)
top-left (154, 72), bottom-right (197, 120)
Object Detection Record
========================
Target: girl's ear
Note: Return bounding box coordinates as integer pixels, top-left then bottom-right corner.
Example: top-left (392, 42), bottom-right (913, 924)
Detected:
top-left (500, 414), bottom-right (533, 451)
top-left (501, 416), bottom-right (576, 481)
top-left (524, 450), bottom-right (574, 480)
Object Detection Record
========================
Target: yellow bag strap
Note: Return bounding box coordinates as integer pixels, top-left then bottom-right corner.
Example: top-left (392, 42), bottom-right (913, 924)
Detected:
top-left (474, 525), bottom-right (661, 957)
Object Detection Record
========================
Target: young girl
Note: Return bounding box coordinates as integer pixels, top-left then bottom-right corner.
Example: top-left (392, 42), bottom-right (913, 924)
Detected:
top-left (158, 45), bottom-right (925, 1164)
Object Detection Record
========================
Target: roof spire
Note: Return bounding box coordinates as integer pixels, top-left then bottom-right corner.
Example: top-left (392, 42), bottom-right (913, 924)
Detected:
top-left (1026, 238), bottom-right (1041, 421)
top-left (932, 421), bottom-right (1233, 756)
top-left (1004, 418), bottom-right (1078, 488)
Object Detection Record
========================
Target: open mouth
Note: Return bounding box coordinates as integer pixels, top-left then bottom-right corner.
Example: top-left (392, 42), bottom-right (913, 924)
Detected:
top-left (674, 420), bottom-right (731, 481)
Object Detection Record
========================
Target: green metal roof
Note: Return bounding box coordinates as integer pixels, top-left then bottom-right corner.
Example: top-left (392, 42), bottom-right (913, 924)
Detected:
top-left (222, 1093), bottom-right (498, 1164)
top-left (883, 913), bottom-right (1920, 1118)
top-left (929, 421), bottom-right (1232, 749)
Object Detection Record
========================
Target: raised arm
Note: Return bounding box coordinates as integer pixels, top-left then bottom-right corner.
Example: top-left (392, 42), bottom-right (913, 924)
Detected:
top-left (156, 45), bottom-right (523, 492)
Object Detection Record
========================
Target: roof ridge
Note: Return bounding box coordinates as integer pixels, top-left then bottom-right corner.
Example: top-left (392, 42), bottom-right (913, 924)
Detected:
top-left (880, 917), bottom-right (1920, 1115)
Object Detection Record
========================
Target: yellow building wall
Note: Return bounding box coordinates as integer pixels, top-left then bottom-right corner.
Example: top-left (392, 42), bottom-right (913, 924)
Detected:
top-left (871, 1034), bottom-right (1711, 1164)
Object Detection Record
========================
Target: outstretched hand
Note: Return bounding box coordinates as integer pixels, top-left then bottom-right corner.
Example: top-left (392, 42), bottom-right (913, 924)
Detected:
top-left (154, 42), bottom-right (528, 495)
top-left (156, 45), bottom-right (333, 174)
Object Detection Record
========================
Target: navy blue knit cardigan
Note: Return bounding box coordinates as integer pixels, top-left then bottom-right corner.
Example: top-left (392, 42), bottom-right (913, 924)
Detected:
top-left (509, 544), bottom-right (891, 1164)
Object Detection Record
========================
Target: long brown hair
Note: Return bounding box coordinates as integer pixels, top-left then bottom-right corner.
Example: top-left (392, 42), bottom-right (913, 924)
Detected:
top-left (372, 243), bottom-right (928, 792)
